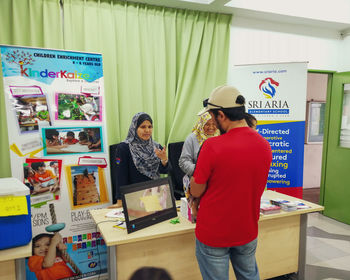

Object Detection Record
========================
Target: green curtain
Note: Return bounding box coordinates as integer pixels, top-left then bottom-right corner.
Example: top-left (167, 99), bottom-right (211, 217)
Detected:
top-left (0, 0), bottom-right (231, 178)
top-left (0, 0), bottom-right (63, 178)
top-left (63, 0), bottom-right (231, 146)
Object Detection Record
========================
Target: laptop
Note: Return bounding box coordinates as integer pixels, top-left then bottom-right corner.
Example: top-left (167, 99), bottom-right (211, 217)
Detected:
top-left (120, 177), bottom-right (177, 234)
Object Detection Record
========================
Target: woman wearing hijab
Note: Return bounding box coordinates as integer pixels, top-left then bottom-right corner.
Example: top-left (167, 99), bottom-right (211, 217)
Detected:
top-left (178, 112), bottom-right (219, 221)
top-left (110, 112), bottom-right (169, 207)
top-left (179, 112), bottom-right (219, 177)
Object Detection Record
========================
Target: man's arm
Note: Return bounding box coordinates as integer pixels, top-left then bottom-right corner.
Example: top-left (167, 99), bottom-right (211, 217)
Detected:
top-left (190, 176), bottom-right (207, 198)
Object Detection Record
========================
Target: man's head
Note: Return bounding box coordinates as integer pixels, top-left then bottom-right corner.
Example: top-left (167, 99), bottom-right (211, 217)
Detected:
top-left (200, 85), bottom-right (246, 134)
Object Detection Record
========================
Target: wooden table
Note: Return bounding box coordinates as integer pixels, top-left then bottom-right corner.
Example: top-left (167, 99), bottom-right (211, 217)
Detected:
top-left (90, 191), bottom-right (324, 280)
top-left (0, 242), bottom-right (32, 280)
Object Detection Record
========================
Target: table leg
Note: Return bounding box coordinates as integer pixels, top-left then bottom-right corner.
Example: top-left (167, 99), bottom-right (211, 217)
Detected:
top-left (109, 247), bottom-right (117, 280)
top-left (297, 214), bottom-right (307, 280)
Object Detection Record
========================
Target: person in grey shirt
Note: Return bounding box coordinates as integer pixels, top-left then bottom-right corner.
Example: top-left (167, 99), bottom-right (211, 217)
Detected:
top-left (179, 112), bottom-right (219, 220)
top-left (179, 112), bottom-right (219, 176)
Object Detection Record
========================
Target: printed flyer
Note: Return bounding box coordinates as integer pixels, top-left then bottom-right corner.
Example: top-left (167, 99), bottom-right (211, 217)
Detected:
top-left (0, 45), bottom-right (111, 279)
top-left (229, 62), bottom-right (308, 198)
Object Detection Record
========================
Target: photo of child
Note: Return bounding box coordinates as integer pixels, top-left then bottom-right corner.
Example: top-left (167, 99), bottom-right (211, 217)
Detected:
top-left (87, 128), bottom-right (101, 150)
top-left (42, 127), bottom-right (104, 156)
top-left (56, 93), bottom-right (101, 121)
top-left (28, 233), bottom-right (76, 280)
top-left (78, 131), bottom-right (89, 145)
top-left (13, 95), bottom-right (51, 133)
top-left (31, 161), bottom-right (59, 192)
top-left (49, 161), bottom-right (59, 177)
top-left (23, 165), bottom-right (40, 193)
top-left (24, 159), bottom-right (62, 196)
top-left (45, 129), bottom-right (62, 147)
top-left (63, 131), bottom-right (79, 145)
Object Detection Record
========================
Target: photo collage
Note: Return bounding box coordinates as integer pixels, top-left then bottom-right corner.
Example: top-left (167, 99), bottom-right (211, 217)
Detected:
top-left (1, 46), bottom-right (111, 279)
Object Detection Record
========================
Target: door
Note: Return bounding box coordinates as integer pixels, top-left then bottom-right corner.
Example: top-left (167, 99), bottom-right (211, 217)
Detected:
top-left (321, 71), bottom-right (350, 224)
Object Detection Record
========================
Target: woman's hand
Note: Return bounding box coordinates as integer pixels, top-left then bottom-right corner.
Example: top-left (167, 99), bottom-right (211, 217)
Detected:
top-left (155, 147), bottom-right (168, 165)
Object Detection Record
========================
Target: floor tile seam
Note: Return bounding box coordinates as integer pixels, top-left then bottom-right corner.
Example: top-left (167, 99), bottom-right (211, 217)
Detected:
top-left (307, 226), bottom-right (350, 241)
top-left (305, 264), bottom-right (350, 279)
top-left (307, 258), bottom-right (350, 271)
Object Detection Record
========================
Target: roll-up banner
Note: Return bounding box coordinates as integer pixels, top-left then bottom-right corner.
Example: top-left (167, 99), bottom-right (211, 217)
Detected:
top-left (0, 45), bottom-right (111, 279)
top-left (228, 62), bottom-right (308, 198)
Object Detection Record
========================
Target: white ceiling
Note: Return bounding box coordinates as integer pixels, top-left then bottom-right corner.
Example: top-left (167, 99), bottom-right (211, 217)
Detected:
top-left (126, 0), bottom-right (350, 33)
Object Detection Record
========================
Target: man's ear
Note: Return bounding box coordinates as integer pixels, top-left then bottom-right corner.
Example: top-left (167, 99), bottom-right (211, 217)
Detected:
top-left (217, 110), bottom-right (225, 121)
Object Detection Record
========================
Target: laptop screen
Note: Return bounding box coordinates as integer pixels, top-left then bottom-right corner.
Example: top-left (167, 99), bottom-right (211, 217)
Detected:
top-left (120, 177), bottom-right (177, 234)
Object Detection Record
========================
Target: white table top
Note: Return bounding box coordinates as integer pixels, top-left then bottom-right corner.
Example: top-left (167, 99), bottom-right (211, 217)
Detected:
top-left (90, 190), bottom-right (324, 246)
top-left (0, 242), bottom-right (32, 262)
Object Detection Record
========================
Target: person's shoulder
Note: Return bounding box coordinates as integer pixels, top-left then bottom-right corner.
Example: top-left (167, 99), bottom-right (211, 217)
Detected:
top-left (204, 134), bottom-right (221, 145)
top-left (29, 254), bottom-right (42, 259)
top-left (185, 133), bottom-right (197, 142)
top-left (28, 254), bottom-right (42, 262)
top-left (117, 142), bottom-right (129, 150)
top-left (250, 129), bottom-right (267, 141)
top-left (249, 129), bottom-right (271, 147)
top-left (200, 135), bottom-right (220, 151)
top-left (151, 140), bottom-right (162, 149)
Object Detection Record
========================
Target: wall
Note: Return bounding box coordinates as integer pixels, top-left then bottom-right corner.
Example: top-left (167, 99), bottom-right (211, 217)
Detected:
top-left (339, 34), bottom-right (350, 72)
top-left (226, 0), bottom-right (350, 26)
top-left (228, 17), bottom-right (342, 70)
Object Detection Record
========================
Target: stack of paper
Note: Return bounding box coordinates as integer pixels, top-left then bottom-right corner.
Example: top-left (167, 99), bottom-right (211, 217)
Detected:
top-left (260, 199), bottom-right (281, 214)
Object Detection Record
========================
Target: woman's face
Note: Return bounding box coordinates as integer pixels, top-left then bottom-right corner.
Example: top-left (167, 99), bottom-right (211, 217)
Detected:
top-left (203, 119), bottom-right (217, 136)
top-left (137, 120), bottom-right (153, 141)
top-left (33, 236), bottom-right (50, 256)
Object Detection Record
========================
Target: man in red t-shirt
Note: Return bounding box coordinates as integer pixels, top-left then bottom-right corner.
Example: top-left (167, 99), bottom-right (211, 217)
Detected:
top-left (191, 85), bottom-right (272, 280)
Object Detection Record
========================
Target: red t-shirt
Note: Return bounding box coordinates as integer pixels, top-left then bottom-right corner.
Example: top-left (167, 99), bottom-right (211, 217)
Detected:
top-left (193, 127), bottom-right (272, 247)
top-left (34, 170), bottom-right (56, 183)
top-left (28, 255), bottom-right (75, 280)
top-left (64, 138), bottom-right (79, 144)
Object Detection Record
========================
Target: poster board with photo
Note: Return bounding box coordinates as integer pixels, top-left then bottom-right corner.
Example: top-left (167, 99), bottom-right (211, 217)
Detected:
top-left (24, 158), bottom-right (62, 207)
top-left (0, 45), bottom-right (112, 280)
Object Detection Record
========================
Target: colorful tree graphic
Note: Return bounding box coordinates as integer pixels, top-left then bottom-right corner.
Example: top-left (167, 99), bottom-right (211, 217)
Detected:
top-left (5, 49), bottom-right (35, 71)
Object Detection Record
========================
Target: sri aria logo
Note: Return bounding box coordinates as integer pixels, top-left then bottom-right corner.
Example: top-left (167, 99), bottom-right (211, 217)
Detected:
top-left (259, 77), bottom-right (279, 99)
top-left (247, 77), bottom-right (289, 115)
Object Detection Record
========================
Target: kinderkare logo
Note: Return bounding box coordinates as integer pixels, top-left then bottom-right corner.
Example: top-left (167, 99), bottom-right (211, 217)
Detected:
top-left (5, 49), bottom-right (35, 72)
top-left (4, 49), bottom-right (90, 80)
top-left (259, 77), bottom-right (279, 99)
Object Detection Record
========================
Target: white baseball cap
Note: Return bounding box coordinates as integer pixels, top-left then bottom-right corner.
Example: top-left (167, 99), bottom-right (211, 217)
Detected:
top-left (198, 85), bottom-right (245, 115)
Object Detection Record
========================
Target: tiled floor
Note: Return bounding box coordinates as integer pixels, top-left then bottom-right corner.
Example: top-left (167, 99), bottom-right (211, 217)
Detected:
top-left (267, 188), bottom-right (350, 280)
top-left (305, 213), bottom-right (350, 280)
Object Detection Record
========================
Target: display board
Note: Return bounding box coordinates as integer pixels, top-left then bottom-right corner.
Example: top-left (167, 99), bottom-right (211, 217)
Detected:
top-left (0, 45), bottom-right (111, 279)
top-left (228, 62), bottom-right (307, 198)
